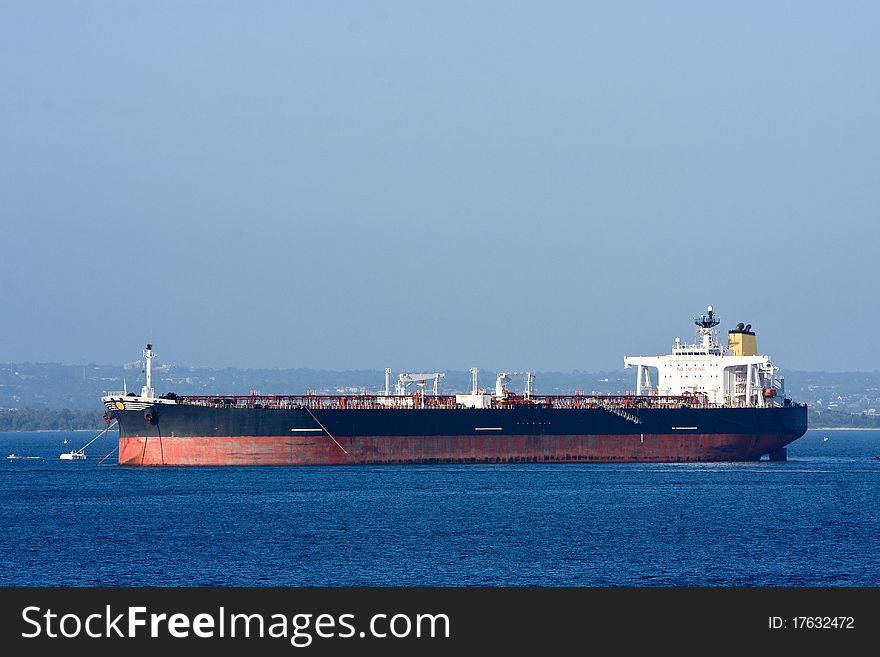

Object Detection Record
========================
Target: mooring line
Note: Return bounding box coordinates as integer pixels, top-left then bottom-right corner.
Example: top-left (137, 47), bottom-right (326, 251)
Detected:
top-left (302, 406), bottom-right (352, 457)
top-left (73, 420), bottom-right (117, 456)
top-left (97, 446), bottom-right (118, 466)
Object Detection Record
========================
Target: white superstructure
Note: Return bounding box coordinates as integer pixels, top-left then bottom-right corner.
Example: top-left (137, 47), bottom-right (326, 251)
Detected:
top-left (624, 306), bottom-right (785, 408)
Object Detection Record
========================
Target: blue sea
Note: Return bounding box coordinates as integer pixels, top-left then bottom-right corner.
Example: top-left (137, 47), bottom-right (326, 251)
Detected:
top-left (2, 429), bottom-right (878, 586)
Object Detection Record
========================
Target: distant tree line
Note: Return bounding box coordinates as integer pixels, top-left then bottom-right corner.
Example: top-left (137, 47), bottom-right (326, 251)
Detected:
top-left (809, 408), bottom-right (880, 428)
top-left (0, 408), bottom-right (105, 431)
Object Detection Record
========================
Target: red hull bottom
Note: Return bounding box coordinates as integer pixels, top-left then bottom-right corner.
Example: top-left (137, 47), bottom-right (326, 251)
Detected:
top-left (118, 433), bottom-right (797, 466)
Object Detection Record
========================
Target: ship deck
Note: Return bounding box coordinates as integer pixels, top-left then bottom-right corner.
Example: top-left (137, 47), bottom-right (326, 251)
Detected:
top-left (175, 393), bottom-right (731, 411)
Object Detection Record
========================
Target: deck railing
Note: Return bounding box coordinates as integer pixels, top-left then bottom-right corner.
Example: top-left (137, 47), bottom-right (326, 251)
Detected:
top-left (175, 393), bottom-right (718, 411)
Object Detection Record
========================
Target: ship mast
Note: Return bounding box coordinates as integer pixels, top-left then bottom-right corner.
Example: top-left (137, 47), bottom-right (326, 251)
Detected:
top-left (141, 343), bottom-right (155, 399)
top-left (694, 305), bottom-right (720, 351)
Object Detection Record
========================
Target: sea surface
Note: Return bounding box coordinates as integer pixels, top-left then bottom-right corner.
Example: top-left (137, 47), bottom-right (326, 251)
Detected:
top-left (2, 429), bottom-right (878, 586)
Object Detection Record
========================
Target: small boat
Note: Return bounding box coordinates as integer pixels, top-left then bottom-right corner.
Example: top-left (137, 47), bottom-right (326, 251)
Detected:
top-left (59, 421), bottom-right (117, 461)
top-left (8, 454), bottom-right (42, 460)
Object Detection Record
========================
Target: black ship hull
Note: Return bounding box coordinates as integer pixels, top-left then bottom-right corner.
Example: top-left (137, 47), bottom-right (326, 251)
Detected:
top-left (108, 402), bottom-right (808, 466)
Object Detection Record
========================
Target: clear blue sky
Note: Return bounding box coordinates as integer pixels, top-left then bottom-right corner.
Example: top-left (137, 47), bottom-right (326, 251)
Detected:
top-left (1, 1), bottom-right (877, 372)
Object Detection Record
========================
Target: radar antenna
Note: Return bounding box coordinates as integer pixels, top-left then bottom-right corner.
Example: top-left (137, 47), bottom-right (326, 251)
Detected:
top-left (694, 305), bottom-right (720, 329)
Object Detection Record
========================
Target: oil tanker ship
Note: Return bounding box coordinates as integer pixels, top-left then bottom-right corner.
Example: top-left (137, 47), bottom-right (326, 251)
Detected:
top-left (102, 306), bottom-right (807, 466)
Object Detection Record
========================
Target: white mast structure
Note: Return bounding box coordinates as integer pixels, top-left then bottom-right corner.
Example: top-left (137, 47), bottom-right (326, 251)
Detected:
top-left (141, 343), bottom-right (156, 400)
top-left (623, 305), bottom-right (785, 408)
top-left (101, 344), bottom-right (179, 411)
top-left (453, 368), bottom-right (492, 409)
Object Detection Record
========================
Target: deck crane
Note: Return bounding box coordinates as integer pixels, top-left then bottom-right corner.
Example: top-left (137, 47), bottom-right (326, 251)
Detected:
top-left (494, 372), bottom-right (535, 399)
top-left (395, 372), bottom-right (445, 408)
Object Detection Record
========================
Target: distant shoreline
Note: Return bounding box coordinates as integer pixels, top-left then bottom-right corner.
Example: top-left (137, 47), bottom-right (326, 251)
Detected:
top-left (1, 428), bottom-right (109, 433)
top-left (2, 427), bottom-right (880, 433)
top-left (32, 428), bottom-right (101, 432)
